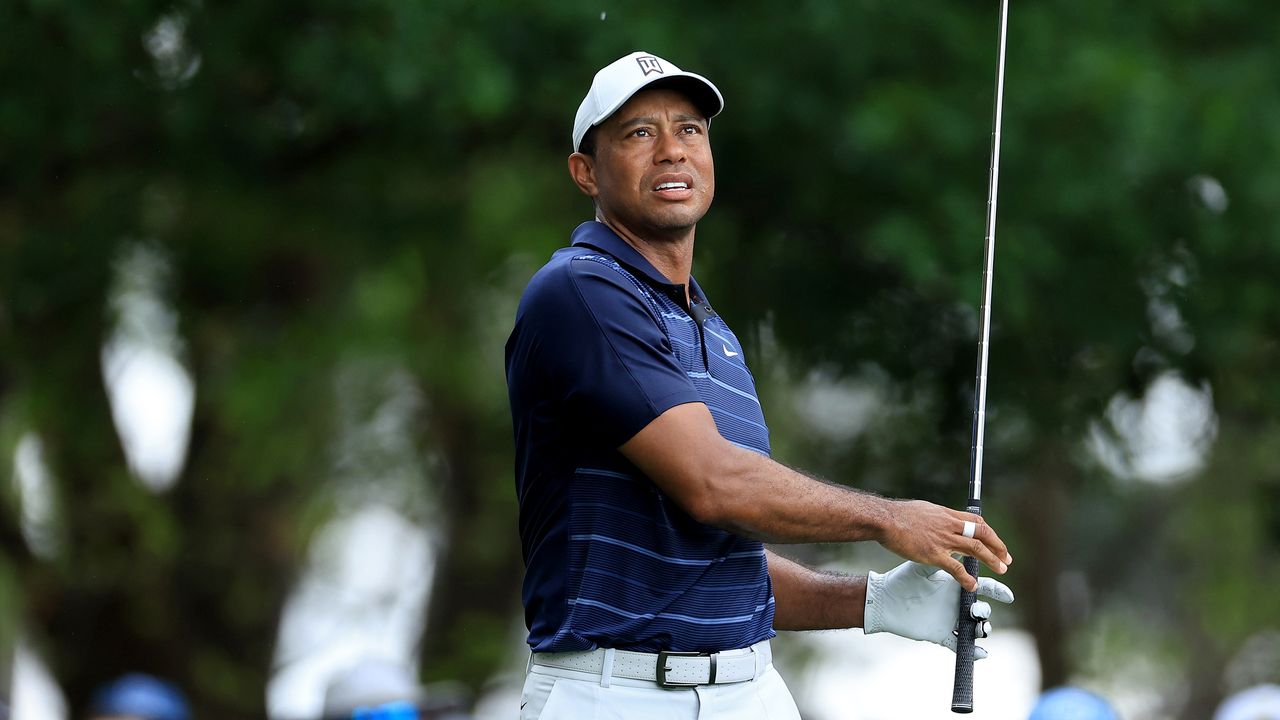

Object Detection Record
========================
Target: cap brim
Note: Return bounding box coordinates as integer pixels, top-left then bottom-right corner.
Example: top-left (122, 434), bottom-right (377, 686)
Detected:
top-left (637, 75), bottom-right (723, 121)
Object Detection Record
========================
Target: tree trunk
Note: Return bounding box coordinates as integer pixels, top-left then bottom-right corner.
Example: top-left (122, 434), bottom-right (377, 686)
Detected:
top-left (1014, 445), bottom-right (1070, 690)
top-left (417, 399), bottom-right (523, 696)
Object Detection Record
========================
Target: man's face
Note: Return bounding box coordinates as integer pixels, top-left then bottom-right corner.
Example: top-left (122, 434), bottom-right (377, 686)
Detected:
top-left (579, 88), bottom-right (715, 239)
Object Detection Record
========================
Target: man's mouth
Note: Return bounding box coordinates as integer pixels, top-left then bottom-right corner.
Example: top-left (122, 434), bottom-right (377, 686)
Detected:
top-left (652, 180), bottom-right (693, 198)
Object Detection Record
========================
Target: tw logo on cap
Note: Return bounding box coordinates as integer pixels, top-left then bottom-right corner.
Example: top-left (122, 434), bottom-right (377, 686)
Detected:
top-left (636, 56), bottom-right (664, 76)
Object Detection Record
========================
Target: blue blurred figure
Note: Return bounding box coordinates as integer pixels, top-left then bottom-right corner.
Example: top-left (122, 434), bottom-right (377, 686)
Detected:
top-left (323, 659), bottom-right (426, 720)
top-left (350, 701), bottom-right (419, 720)
top-left (88, 673), bottom-right (190, 720)
top-left (1028, 686), bottom-right (1119, 720)
top-left (322, 658), bottom-right (473, 720)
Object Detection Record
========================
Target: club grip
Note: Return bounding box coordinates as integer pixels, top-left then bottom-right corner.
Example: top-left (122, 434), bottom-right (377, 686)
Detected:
top-left (950, 552), bottom-right (981, 713)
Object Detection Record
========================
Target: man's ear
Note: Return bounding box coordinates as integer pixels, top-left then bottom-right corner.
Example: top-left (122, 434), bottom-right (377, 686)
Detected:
top-left (567, 152), bottom-right (598, 198)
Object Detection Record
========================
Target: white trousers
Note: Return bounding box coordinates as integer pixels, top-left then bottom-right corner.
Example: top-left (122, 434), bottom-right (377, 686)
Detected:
top-left (519, 660), bottom-right (802, 720)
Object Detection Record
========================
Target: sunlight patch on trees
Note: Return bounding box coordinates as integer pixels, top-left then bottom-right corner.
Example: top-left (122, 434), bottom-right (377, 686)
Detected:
top-left (12, 434), bottom-right (60, 560)
top-left (140, 10), bottom-right (201, 90)
top-left (784, 625), bottom-right (1040, 720)
top-left (268, 505), bottom-right (433, 720)
top-left (101, 244), bottom-right (194, 493)
top-left (11, 640), bottom-right (67, 720)
top-left (1224, 630), bottom-right (1280, 693)
top-left (1188, 174), bottom-right (1230, 215)
top-left (791, 366), bottom-right (888, 444)
top-left (1087, 372), bottom-right (1217, 485)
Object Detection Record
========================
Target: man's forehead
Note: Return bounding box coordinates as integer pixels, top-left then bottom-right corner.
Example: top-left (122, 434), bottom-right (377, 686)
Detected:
top-left (603, 88), bottom-right (706, 127)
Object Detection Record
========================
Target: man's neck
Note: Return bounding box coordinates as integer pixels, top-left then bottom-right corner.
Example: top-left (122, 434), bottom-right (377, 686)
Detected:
top-left (597, 217), bottom-right (695, 305)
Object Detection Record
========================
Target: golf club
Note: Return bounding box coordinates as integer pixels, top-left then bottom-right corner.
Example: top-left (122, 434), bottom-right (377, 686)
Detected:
top-left (951, 0), bottom-right (1010, 713)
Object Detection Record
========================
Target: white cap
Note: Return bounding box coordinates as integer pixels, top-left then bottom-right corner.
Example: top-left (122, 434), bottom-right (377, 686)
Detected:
top-left (572, 51), bottom-right (724, 152)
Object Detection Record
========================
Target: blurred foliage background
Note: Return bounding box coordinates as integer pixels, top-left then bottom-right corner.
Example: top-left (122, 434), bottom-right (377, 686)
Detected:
top-left (2, 0), bottom-right (1279, 718)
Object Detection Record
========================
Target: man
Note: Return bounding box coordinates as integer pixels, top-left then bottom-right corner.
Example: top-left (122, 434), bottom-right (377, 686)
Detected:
top-left (506, 51), bottom-right (1015, 719)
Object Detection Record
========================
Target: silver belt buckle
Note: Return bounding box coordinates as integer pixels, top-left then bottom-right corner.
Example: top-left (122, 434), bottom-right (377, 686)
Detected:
top-left (656, 650), bottom-right (709, 688)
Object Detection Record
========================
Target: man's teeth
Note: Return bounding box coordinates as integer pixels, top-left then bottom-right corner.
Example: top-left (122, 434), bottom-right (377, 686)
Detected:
top-left (655, 182), bottom-right (689, 190)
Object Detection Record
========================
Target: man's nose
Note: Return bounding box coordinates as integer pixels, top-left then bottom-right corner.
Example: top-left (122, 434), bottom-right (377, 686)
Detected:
top-left (653, 129), bottom-right (686, 164)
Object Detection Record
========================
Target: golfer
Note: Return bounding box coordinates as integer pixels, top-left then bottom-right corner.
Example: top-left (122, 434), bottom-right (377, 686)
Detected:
top-left (506, 51), bottom-right (1016, 719)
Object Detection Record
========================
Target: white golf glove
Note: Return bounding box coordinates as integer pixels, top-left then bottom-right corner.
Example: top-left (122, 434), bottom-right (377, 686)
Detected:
top-left (864, 561), bottom-right (1014, 659)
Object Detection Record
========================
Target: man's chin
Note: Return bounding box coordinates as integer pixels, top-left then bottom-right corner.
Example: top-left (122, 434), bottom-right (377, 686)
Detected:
top-left (642, 222), bottom-right (699, 241)
top-left (645, 207), bottom-right (709, 235)
top-left (603, 203), bottom-right (711, 242)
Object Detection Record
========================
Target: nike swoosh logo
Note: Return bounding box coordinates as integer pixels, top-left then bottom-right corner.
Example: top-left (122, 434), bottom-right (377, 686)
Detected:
top-left (722, 344), bottom-right (739, 358)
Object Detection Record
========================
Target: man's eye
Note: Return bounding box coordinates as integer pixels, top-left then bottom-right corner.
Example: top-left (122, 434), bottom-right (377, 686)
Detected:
top-left (632, 128), bottom-right (652, 137)
top-left (681, 125), bottom-right (702, 134)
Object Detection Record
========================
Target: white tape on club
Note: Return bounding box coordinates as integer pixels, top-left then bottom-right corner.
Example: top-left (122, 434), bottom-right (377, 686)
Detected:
top-left (962, 521), bottom-right (977, 539)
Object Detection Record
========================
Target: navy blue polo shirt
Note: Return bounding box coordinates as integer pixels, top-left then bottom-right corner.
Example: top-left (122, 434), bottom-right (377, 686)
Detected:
top-left (506, 221), bottom-right (775, 653)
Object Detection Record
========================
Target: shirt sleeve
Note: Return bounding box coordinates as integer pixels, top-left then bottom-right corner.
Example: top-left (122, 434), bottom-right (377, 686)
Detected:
top-left (520, 257), bottom-right (702, 448)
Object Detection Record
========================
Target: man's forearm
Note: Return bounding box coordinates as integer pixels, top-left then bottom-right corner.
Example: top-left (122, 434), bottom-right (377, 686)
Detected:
top-left (767, 549), bottom-right (865, 631)
top-left (621, 402), bottom-right (894, 544)
top-left (702, 444), bottom-right (894, 544)
top-left (620, 402), bottom-right (1011, 587)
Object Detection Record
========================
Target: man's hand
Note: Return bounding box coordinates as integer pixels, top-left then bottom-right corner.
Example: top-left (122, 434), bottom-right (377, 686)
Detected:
top-left (863, 561), bottom-right (1014, 659)
top-left (878, 500), bottom-right (1013, 590)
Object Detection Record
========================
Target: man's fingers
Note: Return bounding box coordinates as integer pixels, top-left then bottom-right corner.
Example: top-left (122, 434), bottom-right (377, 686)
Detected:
top-left (974, 645), bottom-right (989, 660)
top-left (963, 515), bottom-right (1013, 567)
top-left (939, 556), bottom-right (977, 592)
top-left (976, 577), bottom-right (1015, 604)
top-left (889, 503), bottom-right (1013, 589)
top-left (960, 534), bottom-right (1010, 576)
top-left (953, 513), bottom-right (1012, 568)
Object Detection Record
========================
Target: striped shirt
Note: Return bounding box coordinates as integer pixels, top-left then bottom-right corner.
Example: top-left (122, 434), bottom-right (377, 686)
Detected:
top-left (505, 221), bottom-right (774, 653)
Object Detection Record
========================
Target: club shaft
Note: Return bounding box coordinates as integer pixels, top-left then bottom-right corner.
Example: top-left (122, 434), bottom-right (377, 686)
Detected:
top-left (952, 0), bottom-right (1009, 713)
top-left (970, 0), bottom-right (1008, 507)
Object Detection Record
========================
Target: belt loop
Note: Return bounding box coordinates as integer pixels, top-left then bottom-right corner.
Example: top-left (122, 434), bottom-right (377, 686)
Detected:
top-left (752, 644), bottom-right (765, 679)
top-left (599, 648), bottom-right (615, 688)
top-left (526, 651), bottom-right (534, 675)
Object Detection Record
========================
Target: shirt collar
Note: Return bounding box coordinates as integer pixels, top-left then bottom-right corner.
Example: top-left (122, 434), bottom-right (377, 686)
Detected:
top-left (570, 221), bottom-right (686, 291)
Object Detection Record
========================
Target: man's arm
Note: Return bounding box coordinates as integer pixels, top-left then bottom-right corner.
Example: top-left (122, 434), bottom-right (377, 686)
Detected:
top-left (619, 402), bottom-right (1011, 589)
top-left (766, 549), bottom-right (866, 631)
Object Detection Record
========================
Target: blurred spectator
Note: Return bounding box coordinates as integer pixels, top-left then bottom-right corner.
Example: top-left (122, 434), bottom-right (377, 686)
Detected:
top-left (1028, 686), bottom-right (1118, 720)
top-left (1215, 684), bottom-right (1280, 720)
top-left (323, 659), bottom-right (425, 719)
top-left (322, 658), bottom-right (471, 720)
top-left (88, 673), bottom-right (190, 720)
